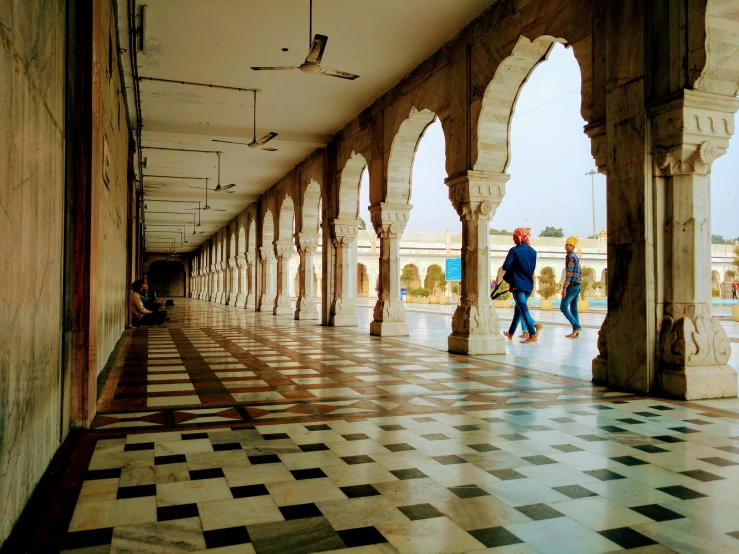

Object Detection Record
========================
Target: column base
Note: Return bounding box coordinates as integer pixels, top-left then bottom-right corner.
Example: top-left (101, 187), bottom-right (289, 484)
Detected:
top-left (246, 301), bottom-right (256, 310)
top-left (330, 314), bottom-right (357, 327)
top-left (592, 356), bottom-right (608, 383)
top-left (273, 306), bottom-right (293, 315)
top-left (370, 321), bottom-right (409, 337)
top-left (656, 365), bottom-right (738, 400)
top-left (295, 309), bottom-right (319, 320)
top-left (448, 333), bottom-right (505, 355)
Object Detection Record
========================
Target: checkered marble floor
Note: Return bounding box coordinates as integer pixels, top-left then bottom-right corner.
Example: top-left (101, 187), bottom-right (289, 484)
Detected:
top-left (38, 300), bottom-right (739, 553)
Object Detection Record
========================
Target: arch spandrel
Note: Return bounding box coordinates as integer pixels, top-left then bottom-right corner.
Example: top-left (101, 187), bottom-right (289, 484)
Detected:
top-left (337, 152), bottom-right (368, 220)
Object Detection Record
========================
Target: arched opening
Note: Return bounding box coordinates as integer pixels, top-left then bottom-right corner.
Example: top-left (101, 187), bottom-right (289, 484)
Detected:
top-left (260, 209), bottom-right (276, 312)
top-left (275, 196), bottom-right (296, 315)
top-left (148, 260), bottom-right (186, 297)
top-left (357, 263), bottom-right (370, 297)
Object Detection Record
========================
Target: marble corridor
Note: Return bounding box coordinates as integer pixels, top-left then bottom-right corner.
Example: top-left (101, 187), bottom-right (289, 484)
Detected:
top-left (26, 299), bottom-right (739, 554)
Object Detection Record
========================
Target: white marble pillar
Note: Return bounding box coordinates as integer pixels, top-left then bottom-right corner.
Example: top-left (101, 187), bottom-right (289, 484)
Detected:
top-left (259, 247), bottom-right (276, 312)
top-left (209, 265), bottom-right (218, 302)
top-left (274, 241), bottom-right (294, 315)
top-left (652, 91), bottom-right (738, 399)
top-left (220, 262), bottom-right (228, 304)
top-left (228, 259), bottom-right (238, 305)
top-left (446, 171), bottom-right (507, 355)
top-left (245, 252), bottom-right (256, 310)
top-left (234, 255), bottom-right (247, 308)
top-left (330, 220), bottom-right (358, 327)
top-left (369, 203), bottom-right (410, 336)
top-left (295, 233), bottom-right (320, 320)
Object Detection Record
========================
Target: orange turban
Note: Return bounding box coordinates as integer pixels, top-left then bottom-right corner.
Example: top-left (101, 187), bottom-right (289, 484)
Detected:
top-left (513, 227), bottom-right (531, 244)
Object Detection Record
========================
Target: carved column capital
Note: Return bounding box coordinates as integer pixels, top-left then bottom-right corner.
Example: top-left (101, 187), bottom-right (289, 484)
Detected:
top-left (274, 240), bottom-right (294, 260)
top-left (584, 120), bottom-right (607, 174)
top-left (209, 264), bottom-right (216, 273)
top-left (445, 170), bottom-right (508, 220)
top-left (235, 255), bottom-right (246, 268)
top-left (331, 219), bottom-right (357, 247)
top-left (228, 259), bottom-right (237, 269)
top-left (369, 203), bottom-right (411, 238)
top-left (245, 251), bottom-right (255, 265)
top-left (652, 90), bottom-right (739, 176)
top-left (295, 233), bottom-right (320, 254)
top-left (259, 247), bottom-right (275, 261)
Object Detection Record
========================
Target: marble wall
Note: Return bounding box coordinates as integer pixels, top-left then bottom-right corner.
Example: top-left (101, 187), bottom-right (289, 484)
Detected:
top-left (0, 0), bottom-right (67, 544)
top-left (90, 0), bottom-right (131, 377)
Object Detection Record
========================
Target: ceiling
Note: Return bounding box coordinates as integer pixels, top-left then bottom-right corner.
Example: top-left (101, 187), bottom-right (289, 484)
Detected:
top-left (122, 0), bottom-right (496, 252)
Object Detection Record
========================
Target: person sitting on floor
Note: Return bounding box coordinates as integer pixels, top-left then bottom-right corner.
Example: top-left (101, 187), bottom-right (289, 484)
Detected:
top-left (140, 283), bottom-right (165, 312)
top-left (130, 279), bottom-right (167, 326)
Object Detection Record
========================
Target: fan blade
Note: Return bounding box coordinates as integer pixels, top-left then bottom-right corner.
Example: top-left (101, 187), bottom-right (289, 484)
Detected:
top-left (212, 139), bottom-right (252, 146)
top-left (319, 68), bottom-right (359, 80)
top-left (305, 34), bottom-right (328, 64)
top-left (185, 207), bottom-right (200, 210)
top-left (189, 186), bottom-right (204, 189)
top-left (261, 146), bottom-right (278, 152)
top-left (220, 184), bottom-right (236, 190)
top-left (256, 132), bottom-right (278, 145)
top-left (211, 208), bottom-right (227, 212)
top-left (251, 66), bottom-right (301, 71)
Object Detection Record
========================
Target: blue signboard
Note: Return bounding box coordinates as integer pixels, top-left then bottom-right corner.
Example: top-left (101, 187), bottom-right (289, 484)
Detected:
top-left (445, 258), bottom-right (462, 281)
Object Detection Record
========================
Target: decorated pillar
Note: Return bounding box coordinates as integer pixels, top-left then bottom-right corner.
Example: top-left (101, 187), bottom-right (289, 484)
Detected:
top-left (234, 255), bottom-right (247, 307)
top-left (446, 171), bottom-right (507, 355)
top-left (218, 261), bottom-right (227, 304)
top-left (330, 219), bottom-right (358, 327)
top-left (295, 233), bottom-right (320, 320)
top-left (652, 91), bottom-right (738, 399)
top-left (369, 203), bottom-right (410, 336)
top-left (228, 258), bottom-right (239, 305)
top-left (245, 252), bottom-right (256, 310)
top-left (274, 241), bottom-right (294, 315)
top-left (258, 247), bottom-right (276, 312)
top-left (209, 264), bottom-right (218, 302)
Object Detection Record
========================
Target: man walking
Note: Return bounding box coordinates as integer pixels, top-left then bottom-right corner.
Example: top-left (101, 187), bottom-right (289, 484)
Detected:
top-left (560, 236), bottom-right (582, 338)
top-left (501, 227), bottom-right (541, 343)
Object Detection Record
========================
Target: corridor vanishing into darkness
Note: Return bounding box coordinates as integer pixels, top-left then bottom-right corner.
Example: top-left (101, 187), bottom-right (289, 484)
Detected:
top-left (24, 300), bottom-right (739, 553)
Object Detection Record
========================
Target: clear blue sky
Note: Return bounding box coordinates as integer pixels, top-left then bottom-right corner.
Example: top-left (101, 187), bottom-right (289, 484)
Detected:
top-left (360, 43), bottom-right (739, 240)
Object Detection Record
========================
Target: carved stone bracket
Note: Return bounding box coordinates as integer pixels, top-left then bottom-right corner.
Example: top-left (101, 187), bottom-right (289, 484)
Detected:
top-left (369, 203), bottom-right (411, 238)
top-left (584, 120), bottom-right (606, 174)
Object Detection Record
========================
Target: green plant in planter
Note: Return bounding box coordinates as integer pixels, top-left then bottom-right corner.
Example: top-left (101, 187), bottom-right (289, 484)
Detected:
top-left (424, 265), bottom-right (447, 296)
top-left (727, 269), bottom-right (737, 281)
top-left (592, 281), bottom-right (604, 296)
top-left (712, 286), bottom-right (721, 298)
top-left (537, 266), bottom-right (558, 299)
top-left (451, 284), bottom-right (460, 295)
top-left (400, 266), bottom-right (417, 290)
top-left (580, 267), bottom-right (595, 300)
top-left (411, 287), bottom-right (430, 298)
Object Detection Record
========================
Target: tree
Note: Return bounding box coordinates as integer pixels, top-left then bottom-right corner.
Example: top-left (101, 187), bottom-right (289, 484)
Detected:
top-left (489, 228), bottom-right (512, 235)
top-left (539, 226), bottom-right (564, 238)
top-left (536, 266), bottom-right (558, 299)
top-left (424, 265), bottom-right (447, 295)
top-left (358, 217), bottom-right (367, 230)
top-left (400, 266), bottom-right (417, 289)
top-left (711, 234), bottom-right (726, 244)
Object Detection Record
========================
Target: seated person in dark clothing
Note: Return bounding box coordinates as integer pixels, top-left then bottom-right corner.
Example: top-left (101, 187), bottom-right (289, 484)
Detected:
top-left (130, 280), bottom-right (167, 326)
top-left (140, 283), bottom-right (165, 312)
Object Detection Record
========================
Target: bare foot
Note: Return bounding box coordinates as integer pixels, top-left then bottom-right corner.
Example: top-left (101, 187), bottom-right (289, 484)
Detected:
top-left (534, 323), bottom-right (543, 334)
top-left (503, 332), bottom-right (513, 341)
top-left (570, 329), bottom-right (580, 339)
top-left (521, 335), bottom-right (538, 344)
top-left (520, 332), bottom-right (530, 338)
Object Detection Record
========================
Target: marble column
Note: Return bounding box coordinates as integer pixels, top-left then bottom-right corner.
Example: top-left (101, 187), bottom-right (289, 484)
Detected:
top-left (369, 203), bottom-right (410, 336)
top-left (228, 259), bottom-right (238, 305)
top-left (330, 219), bottom-right (358, 327)
top-left (446, 171), bottom-right (507, 355)
top-left (259, 247), bottom-right (276, 312)
top-left (234, 255), bottom-right (247, 308)
top-left (245, 252), bottom-right (256, 310)
top-left (295, 233), bottom-right (320, 320)
top-left (274, 241), bottom-right (294, 315)
top-left (652, 90), bottom-right (738, 399)
top-left (209, 265), bottom-right (218, 302)
top-left (220, 261), bottom-right (228, 304)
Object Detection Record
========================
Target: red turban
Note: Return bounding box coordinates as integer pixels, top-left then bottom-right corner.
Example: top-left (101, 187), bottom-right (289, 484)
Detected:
top-left (513, 227), bottom-right (531, 244)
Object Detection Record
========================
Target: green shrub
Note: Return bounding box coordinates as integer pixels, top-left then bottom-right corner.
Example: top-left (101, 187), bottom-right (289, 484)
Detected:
top-left (537, 266), bottom-right (558, 299)
top-left (580, 267), bottom-right (595, 300)
top-left (592, 281), bottom-right (604, 295)
top-left (712, 286), bottom-right (721, 298)
top-left (409, 287), bottom-right (430, 298)
top-left (424, 265), bottom-right (447, 295)
top-left (451, 284), bottom-right (460, 295)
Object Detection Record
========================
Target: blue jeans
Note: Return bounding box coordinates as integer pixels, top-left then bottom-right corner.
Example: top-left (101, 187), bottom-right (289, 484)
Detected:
top-left (560, 285), bottom-right (581, 331)
top-left (509, 290), bottom-right (536, 336)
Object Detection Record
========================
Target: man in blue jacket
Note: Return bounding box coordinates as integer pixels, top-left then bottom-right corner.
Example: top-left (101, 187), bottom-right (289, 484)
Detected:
top-left (501, 227), bottom-right (542, 343)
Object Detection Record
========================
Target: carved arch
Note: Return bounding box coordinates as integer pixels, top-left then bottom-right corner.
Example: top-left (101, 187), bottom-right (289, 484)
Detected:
top-left (386, 107), bottom-right (437, 204)
top-left (301, 179), bottom-right (321, 234)
top-left (337, 152), bottom-right (367, 220)
top-left (277, 196), bottom-right (295, 242)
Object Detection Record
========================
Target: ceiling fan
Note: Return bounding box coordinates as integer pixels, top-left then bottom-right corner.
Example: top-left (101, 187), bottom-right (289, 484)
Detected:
top-left (213, 91), bottom-right (278, 151)
top-left (186, 180), bottom-right (227, 212)
top-left (250, 0), bottom-right (359, 80)
top-left (189, 153), bottom-right (236, 192)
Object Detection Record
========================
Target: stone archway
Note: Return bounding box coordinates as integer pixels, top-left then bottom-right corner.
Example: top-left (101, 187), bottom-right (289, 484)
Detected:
top-left (386, 108), bottom-right (437, 204)
top-left (259, 209), bottom-right (276, 312)
top-left (357, 263), bottom-right (370, 297)
top-left (275, 196), bottom-right (295, 315)
top-left (148, 260), bottom-right (186, 297)
top-left (296, 179), bottom-right (321, 320)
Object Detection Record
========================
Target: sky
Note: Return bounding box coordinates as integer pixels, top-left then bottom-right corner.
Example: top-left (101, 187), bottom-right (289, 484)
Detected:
top-left (359, 43), bottom-right (739, 239)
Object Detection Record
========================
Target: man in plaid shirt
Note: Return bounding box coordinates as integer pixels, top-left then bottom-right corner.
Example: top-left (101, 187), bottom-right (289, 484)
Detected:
top-left (560, 236), bottom-right (582, 338)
